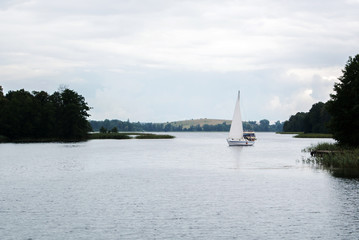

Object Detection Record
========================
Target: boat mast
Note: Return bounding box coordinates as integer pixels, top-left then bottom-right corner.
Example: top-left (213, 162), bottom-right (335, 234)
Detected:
top-left (228, 90), bottom-right (244, 139)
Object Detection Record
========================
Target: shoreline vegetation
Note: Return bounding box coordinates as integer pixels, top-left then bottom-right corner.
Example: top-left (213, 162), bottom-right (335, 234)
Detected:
top-left (0, 132), bottom-right (175, 143)
top-left (0, 87), bottom-right (176, 143)
top-left (276, 132), bottom-right (303, 134)
top-left (294, 133), bottom-right (333, 138)
top-left (304, 143), bottom-right (359, 178)
top-left (89, 132), bottom-right (175, 140)
top-left (276, 132), bottom-right (333, 138)
top-left (299, 54), bottom-right (359, 177)
top-left (90, 118), bottom-right (284, 132)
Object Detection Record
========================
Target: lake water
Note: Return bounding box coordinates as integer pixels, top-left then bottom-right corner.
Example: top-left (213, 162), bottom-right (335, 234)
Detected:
top-left (1, 132), bottom-right (359, 239)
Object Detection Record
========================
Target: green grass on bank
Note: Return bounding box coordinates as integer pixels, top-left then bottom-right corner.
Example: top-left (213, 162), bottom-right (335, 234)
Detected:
top-left (89, 133), bottom-right (132, 140)
top-left (277, 132), bottom-right (332, 138)
top-left (89, 132), bottom-right (175, 140)
top-left (1, 137), bottom-right (89, 143)
top-left (276, 132), bottom-right (303, 134)
top-left (294, 133), bottom-right (333, 138)
top-left (304, 143), bottom-right (359, 177)
top-left (306, 142), bottom-right (343, 152)
top-left (134, 133), bottom-right (175, 139)
top-left (0, 132), bottom-right (175, 143)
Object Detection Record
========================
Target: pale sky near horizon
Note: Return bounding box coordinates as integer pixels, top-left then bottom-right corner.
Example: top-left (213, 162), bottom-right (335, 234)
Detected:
top-left (1, 0), bottom-right (358, 122)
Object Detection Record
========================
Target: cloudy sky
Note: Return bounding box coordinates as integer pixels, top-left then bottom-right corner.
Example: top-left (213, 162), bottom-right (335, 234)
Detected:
top-left (1, 0), bottom-right (358, 122)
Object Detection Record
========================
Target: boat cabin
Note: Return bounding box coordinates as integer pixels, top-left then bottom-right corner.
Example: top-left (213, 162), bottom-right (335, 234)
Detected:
top-left (243, 132), bottom-right (256, 141)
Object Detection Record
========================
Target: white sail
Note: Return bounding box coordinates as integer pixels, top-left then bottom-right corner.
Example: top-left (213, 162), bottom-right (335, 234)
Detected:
top-left (228, 91), bottom-right (243, 139)
top-left (227, 91), bottom-right (254, 146)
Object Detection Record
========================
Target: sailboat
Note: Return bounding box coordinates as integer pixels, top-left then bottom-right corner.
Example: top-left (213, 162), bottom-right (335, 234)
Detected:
top-left (227, 91), bottom-right (255, 146)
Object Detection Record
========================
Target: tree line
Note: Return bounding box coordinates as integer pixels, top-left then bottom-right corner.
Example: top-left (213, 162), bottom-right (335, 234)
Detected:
top-left (89, 119), bottom-right (284, 132)
top-left (283, 54), bottom-right (359, 147)
top-left (283, 102), bottom-right (331, 133)
top-left (0, 87), bottom-right (91, 141)
top-left (0, 84), bottom-right (284, 143)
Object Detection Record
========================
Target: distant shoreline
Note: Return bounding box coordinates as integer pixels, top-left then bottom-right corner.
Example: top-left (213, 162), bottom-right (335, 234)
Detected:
top-left (89, 132), bottom-right (175, 140)
top-left (276, 132), bottom-right (333, 138)
top-left (0, 132), bottom-right (175, 143)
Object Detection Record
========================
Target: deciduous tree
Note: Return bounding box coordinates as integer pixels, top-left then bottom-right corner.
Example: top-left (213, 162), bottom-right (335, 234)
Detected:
top-left (0, 87), bottom-right (91, 141)
top-left (327, 54), bottom-right (359, 146)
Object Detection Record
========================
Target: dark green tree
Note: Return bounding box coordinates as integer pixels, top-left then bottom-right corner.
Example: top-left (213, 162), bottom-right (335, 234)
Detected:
top-left (327, 54), bottom-right (359, 146)
top-left (283, 112), bottom-right (307, 132)
top-left (0, 86), bottom-right (7, 139)
top-left (32, 91), bottom-right (55, 138)
top-left (259, 119), bottom-right (270, 131)
top-left (100, 126), bottom-right (107, 133)
top-left (273, 121), bottom-right (284, 132)
top-left (303, 102), bottom-right (331, 133)
top-left (53, 88), bottom-right (91, 140)
top-left (243, 121), bottom-right (254, 131)
top-left (111, 127), bottom-right (118, 133)
top-left (164, 123), bottom-right (172, 132)
top-left (0, 87), bottom-right (91, 141)
top-left (1, 89), bottom-right (36, 139)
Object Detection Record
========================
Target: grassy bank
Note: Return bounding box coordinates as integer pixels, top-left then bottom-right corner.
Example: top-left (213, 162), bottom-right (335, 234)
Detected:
top-left (294, 133), bottom-right (333, 138)
top-left (304, 143), bottom-right (359, 177)
top-left (277, 132), bottom-right (332, 138)
top-left (89, 132), bottom-right (175, 140)
top-left (276, 132), bottom-right (303, 134)
top-left (1, 137), bottom-right (89, 143)
top-left (89, 133), bottom-right (132, 140)
top-left (134, 133), bottom-right (175, 139)
top-left (0, 132), bottom-right (175, 143)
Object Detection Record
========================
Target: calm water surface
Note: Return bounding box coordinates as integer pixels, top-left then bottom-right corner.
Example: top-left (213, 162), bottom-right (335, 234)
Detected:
top-left (1, 132), bottom-right (359, 239)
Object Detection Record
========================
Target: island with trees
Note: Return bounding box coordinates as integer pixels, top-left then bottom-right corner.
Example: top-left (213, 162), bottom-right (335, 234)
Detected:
top-left (0, 87), bottom-right (91, 142)
top-left (0, 87), bottom-right (174, 142)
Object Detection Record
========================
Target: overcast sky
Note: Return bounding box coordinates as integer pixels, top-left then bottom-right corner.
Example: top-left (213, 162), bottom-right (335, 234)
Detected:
top-left (1, 0), bottom-right (358, 122)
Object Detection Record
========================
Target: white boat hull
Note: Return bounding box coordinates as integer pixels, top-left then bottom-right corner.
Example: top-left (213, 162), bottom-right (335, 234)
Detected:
top-left (227, 138), bottom-right (254, 146)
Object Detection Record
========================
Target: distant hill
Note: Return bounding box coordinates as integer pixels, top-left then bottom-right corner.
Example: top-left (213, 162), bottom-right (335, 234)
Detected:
top-left (170, 118), bottom-right (231, 128)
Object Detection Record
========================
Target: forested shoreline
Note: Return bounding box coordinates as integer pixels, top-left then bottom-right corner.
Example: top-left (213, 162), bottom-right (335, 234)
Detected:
top-left (0, 86), bottom-right (284, 143)
top-left (89, 119), bottom-right (284, 132)
top-left (283, 54), bottom-right (359, 146)
top-left (0, 87), bottom-right (91, 142)
top-left (283, 101), bottom-right (331, 134)
top-left (298, 54), bottom-right (359, 176)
